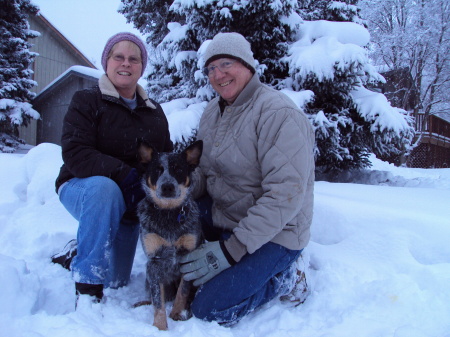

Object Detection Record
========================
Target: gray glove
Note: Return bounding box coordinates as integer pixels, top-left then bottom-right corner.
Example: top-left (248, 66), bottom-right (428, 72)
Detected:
top-left (180, 241), bottom-right (232, 286)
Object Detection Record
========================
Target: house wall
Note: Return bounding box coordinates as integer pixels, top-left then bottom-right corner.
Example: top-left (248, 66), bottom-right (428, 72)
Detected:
top-left (28, 16), bottom-right (93, 94)
top-left (20, 14), bottom-right (96, 146)
top-left (380, 68), bottom-right (418, 112)
top-left (34, 75), bottom-right (98, 145)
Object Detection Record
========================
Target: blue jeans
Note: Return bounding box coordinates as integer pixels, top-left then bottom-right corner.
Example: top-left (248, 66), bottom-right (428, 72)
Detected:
top-left (192, 195), bottom-right (301, 325)
top-left (59, 176), bottom-right (140, 288)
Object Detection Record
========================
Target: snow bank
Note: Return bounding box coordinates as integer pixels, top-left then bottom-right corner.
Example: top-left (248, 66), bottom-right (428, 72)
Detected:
top-left (0, 144), bottom-right (449, 337)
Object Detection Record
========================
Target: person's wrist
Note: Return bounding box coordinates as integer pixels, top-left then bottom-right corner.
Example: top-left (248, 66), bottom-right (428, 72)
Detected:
top-left (223, 235), bottom-right (247, 263)
top-left (219, 241), bottom-right (237, 265)
top-left (119, 168), bottom-right (139, 190)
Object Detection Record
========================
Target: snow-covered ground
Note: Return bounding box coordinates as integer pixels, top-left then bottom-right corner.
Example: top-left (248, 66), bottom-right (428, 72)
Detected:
top-left (0, 143), bottom-right (449, 337)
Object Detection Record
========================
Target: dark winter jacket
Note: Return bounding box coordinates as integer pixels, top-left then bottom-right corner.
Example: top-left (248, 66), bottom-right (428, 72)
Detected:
top-left (55, 74), bottom-right (173, 192)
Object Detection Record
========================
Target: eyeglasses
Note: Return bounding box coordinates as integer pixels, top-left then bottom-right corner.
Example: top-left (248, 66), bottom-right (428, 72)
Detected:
top-left (110, 54), bottom-right (141, 65)
top-left (203, 60), bottom-right (237, 76)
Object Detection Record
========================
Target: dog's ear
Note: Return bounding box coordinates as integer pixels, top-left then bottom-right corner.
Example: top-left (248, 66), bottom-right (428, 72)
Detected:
top-left (183, 140), bottom-right (203, 167)
top-left (138, 142), bottom-right (155, 164)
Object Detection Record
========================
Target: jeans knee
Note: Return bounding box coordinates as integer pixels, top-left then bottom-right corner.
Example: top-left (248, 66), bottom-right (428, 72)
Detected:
top-left (190, 297), bottom-right (213, 321)
top-left (191, 296), bottom-right (243, 326)
top-left (190, 288), bottom-right (234, 323)
top-left (73, 176), bottom-right (126, 219)
top-left (88, 176), bottom-right (119, 194)
top-left (86, 177), bottom-right (123, 204)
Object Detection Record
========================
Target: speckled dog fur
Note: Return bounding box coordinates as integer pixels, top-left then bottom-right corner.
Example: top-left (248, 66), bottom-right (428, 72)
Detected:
top-left (136, 140), bottom-right (203, 331)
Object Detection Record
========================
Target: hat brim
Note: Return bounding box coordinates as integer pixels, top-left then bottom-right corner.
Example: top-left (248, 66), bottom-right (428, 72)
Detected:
top-left (205, 54), bottom-right (255, 74)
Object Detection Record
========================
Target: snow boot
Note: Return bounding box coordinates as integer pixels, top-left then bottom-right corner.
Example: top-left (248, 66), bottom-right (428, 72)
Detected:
top-left (280, 255), bottom-right (310, 306)
top-left (51, 239), bottom-right (77, 271)
top-left (280, 268), bottom-right (310, 306)
top-left (75, 282), bottom-right (104, 307)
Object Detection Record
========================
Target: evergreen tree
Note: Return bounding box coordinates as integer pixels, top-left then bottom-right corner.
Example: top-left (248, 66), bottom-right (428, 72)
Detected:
top-left (120, 0), bottom-right (299, 102)
top-left (287, 0), bottom-right (414, 170)
top-left (120, 0), bottom-right (414, 169)
top-left (298, 0), bottom-right (363, 24)
top-left (119, 0), bottom-right (178, 49)
top-left (120, 0), bottom-right (301, 150)
top-left (0, 0), bottom-right (40, 152)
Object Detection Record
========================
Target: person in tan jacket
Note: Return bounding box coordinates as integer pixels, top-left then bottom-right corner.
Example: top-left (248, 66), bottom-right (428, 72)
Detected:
top-left (180, 32), bottom-right (315, 325)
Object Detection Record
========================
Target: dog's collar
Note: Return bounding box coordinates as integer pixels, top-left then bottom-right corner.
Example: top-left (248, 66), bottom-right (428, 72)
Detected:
top-left (150, 203), bottom-right (189, 225)
top-left (177, 206), bottom-right (188, 225)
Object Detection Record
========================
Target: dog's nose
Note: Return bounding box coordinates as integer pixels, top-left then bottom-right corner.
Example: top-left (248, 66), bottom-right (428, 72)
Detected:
top-left (161, 183), bottom-right (175, 197)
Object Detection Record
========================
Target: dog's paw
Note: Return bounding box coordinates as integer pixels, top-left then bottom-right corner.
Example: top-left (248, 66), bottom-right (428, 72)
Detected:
top-left (154, 309), bottom-right (168, 330)
top-left (153, 321), bottom-right (168, 331)
top-left (169, 309), bottom-right (192, 321)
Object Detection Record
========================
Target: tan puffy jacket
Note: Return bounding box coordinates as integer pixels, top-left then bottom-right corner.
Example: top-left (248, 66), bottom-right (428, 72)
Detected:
top-left (192, 74), bottom-right (315, 261)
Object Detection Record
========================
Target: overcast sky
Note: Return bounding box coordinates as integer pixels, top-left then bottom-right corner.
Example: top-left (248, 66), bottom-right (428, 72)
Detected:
top-left (31, 0), bottom-right (144, 68)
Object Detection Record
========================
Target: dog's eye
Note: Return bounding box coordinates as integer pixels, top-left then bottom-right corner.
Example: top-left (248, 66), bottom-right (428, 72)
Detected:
top-left (173, 164), bottom-right (183, 174)
top-left (158, 165), bottom-right (164, 175)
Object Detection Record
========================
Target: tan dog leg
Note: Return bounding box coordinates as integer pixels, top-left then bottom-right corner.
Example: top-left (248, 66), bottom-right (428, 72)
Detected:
top-left (132, 300), bottom-right (152, 308)
top-left (169, 278), bottom-right (192, 321)
top-left (153, 283), bottom-right (168, 330)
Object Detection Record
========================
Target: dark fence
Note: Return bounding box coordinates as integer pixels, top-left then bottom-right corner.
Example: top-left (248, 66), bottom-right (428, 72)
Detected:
top-left (407, 114), bottom-right (450, 168)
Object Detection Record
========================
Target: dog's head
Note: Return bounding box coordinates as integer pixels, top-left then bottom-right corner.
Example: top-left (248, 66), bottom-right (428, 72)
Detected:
top-left (138, 140), bottom-right (203, 209)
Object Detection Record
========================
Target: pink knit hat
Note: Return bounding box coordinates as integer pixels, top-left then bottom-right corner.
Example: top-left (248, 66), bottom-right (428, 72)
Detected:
top-left (101, 32), bottom-right (148, 76)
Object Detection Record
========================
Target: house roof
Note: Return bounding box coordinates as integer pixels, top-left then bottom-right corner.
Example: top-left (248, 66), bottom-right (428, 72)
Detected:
top-left (416, 111), bottom-right (450, 124)
top-left (32, 65), bottom-right (102, 105)
top-left (434, 112), bottom-right (450, 124)
top-left (35, 13), bottom-right (96, 69)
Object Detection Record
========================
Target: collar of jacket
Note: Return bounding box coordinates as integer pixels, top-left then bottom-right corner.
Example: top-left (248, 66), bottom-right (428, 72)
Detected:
top-left (229, 72), bottom-right (262, 107)
top-left (98, 74), bottom-right (156, 109)
top-left (218, 73), bottom-right (261, 114)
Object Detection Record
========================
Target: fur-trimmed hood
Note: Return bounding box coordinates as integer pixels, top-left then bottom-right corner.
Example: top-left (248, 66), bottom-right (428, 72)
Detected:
top-left (99, 74), bottom-right (156, 109)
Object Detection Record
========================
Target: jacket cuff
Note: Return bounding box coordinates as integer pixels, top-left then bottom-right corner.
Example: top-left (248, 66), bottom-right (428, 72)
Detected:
top-left (223, 235), bottom-right (247, 263)
top-left (117, 166), bottom-right (133, 187)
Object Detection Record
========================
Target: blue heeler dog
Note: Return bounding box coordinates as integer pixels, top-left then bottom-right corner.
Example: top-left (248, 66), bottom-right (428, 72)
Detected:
top-left (134, 140), bottom-right (203, 331)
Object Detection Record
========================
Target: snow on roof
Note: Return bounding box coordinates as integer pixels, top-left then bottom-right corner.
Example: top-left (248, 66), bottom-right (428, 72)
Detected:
top-left (434, 112), bottom-right (450, 124)
top-left (35, 65), bottom-right (103, 99)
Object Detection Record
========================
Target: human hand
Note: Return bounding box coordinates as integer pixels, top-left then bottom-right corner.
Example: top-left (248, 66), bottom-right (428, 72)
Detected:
top-left (119, 168), bottom-right (145, 213)
top-left (180, 241), bottom-right (232, 286)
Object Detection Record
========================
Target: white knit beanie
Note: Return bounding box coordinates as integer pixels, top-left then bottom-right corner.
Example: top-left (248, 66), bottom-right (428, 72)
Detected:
top-left (204, 32), bottom-right (256, 73)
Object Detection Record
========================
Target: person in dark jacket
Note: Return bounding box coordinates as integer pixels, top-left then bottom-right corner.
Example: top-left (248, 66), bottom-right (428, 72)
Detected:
top-left (52, 32), bottom-right (173, 303)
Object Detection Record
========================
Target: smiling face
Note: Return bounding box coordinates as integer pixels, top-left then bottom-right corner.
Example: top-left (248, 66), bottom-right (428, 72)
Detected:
top-left (106, 40), bottom-right (143, 99)
top-left (207, 58), bottom-right (253, 105)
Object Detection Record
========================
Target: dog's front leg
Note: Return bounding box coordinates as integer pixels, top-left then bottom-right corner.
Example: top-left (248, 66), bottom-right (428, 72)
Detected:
top-left (151, 281), bottom-right (168, 330)
top-left (169, 278), bottom-right (193, 321)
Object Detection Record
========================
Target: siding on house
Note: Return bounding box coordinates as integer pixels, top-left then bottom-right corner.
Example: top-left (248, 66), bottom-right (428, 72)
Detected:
top-left (33, 67), bottom-right (101, 145)
top-left (20, 13), bottom-right (96, 145)
top-left (28, 14), bottom-right (95, 94)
